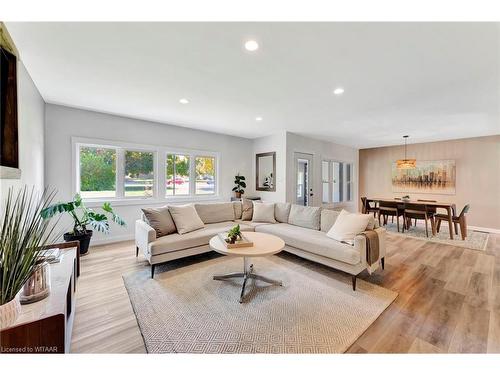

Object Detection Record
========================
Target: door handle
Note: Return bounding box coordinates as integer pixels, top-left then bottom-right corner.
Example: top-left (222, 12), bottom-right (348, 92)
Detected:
top-left (310, 193), bottom-right (314, 197)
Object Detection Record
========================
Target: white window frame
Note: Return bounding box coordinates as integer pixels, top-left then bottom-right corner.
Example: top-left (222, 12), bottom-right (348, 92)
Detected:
top-left (72, 137), bottom-right (220, 206)
top-left (321, 159), bottom-right (354, 205)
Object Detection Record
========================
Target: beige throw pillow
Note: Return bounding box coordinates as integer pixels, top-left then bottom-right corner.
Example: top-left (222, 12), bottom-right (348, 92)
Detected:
top-left (241, 198), bottom-right (255, 221)
top-left (320, 209), bottom-right (341, 232)
top-left (252, 202), bottom-right (276, 223)
top-left (141, 206), bottom-right (177, 237)
top-left (168, 204), bottom-right (205, 234)
top-left (274, 202), bottom-right (291, 223)
top-left (233, 201), bottom-right (243, 219)
top-left (326, 209), bottom-right (371, 243)
top-left (195, 202), bottom-right (235, 224)
top-left (288, 204), bottom-right (321, 230)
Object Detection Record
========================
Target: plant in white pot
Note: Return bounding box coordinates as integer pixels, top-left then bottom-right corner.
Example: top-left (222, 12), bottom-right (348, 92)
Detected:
top-left (40, 193), bottom-right (125, 255)
top-left (0, 187), bottom-right (58, 330)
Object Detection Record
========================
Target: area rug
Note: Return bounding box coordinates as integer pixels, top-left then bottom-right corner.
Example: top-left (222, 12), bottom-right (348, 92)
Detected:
top-left (123, 254), bottom-right (397, 353)
top-left (384, 222), bottom-right (489, 251)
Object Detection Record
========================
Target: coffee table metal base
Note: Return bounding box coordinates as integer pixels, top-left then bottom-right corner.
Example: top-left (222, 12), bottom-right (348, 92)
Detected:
top-left (213, 256), bottom-right (283, 303)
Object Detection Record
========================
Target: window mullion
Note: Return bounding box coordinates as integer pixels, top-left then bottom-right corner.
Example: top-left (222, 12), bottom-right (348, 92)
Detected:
top-left (157, 151), bottom-right (165, 199)
top-left (116, 148), bottom-right (125, 198)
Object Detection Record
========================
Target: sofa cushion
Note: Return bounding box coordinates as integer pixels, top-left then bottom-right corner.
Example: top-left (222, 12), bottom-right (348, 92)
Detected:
top-left (275, 202), bottom-right (291, 223)
top-left (256, 223), bottom-right (360, 265)
top-left (234, 220), bottom-right (273, 229)
top-left (241, 198), bottom-right (254, 221)
top-left (141, 206), bottom-right (177, 237)
top-left (252, 202), bottom-right (276, 223)
top-left (149, 221), bottom-right (254, 256)
top-left (168, 204), bottom-right (205, 234)
top-left (320, 209), bottom-right (341, 232)
top-left (326, 209), bottom-right (371, 243)
top-left (194, 202), bottom-right (235, 224)
top-left (288, 204), bottom-right (321, 230)
top-left (233, 201), bottom-right (243, 219)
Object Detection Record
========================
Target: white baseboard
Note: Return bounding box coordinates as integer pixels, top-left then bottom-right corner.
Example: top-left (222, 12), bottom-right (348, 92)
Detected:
top-left (468, 226), bottom-right (500, 234)
top-left (90, 234), bottom-right (135, 246)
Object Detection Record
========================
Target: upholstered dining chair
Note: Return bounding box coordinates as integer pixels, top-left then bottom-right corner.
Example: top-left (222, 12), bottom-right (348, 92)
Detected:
top-left (361, 197), bottom-right (379, 217)
top-left (435, 204), bottom-right (470, 240)
top-left (378, 201), bottom-right (405, 232)
top-left (403, 203), bottom-right (435, 237)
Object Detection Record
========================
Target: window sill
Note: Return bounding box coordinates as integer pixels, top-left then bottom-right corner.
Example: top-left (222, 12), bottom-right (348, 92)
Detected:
top-left (83, 195), bottom-right (222, 208)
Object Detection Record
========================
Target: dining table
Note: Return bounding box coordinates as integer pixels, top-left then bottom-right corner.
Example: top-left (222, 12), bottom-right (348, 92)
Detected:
top-left (365, 198), bottom-right (457, 240)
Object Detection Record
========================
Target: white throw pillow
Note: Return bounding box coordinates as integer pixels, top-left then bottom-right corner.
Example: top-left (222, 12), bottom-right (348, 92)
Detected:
top-left (326, 209), bottom-right (371, 243)
top-left (168, 204), bottom-right (205, 234)
top-left (252, 202), bottom-right (277, 223)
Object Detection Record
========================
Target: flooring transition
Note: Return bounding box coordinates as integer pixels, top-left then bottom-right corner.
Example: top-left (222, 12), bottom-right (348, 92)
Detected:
top-left (71, 233), bottom-right (500, 353)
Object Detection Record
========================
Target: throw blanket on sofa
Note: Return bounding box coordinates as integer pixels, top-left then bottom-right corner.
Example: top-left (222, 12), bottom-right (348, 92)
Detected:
top-left (359, 230), bottom-right (380, 273)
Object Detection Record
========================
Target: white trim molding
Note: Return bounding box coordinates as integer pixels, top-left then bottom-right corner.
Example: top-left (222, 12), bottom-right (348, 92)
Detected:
top-left (468, 226), bottom-right (500, 234)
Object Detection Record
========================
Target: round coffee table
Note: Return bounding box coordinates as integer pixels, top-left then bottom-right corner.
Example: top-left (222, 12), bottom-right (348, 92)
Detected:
top-left (209, 231), bottom-right (285, 303)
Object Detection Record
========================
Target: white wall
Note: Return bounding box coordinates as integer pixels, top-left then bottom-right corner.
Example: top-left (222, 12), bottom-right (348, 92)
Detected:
top-left (44, 104), bottom-right (255, 244)
top-left (252, 131), bottom-right (287, 202)
top-left (0, 61), bottom-right (45, 206)
top-left (286, 133), bottom-right (359, 212)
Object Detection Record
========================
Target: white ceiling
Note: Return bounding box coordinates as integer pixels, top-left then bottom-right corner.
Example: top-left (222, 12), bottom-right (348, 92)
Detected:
top-left (6, 22), bottom-right (500, 148)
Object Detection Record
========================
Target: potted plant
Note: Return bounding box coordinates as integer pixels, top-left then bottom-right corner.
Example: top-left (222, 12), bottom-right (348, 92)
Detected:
top-left (0, 187), bottom-right (58, 329)
top-left (225, 224), bottom-right (242, 244)
top-left (232, 173), bottom-right (246, 199)
top-left (41, 193), bottom-right (125, 255)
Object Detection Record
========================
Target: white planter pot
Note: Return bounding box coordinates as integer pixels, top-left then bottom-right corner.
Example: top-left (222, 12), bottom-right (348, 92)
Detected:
top-left (0, 295), bottom-right (21, 330)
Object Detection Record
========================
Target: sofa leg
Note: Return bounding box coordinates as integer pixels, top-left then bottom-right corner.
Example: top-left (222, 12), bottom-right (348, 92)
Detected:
top-left (352, 275), bottom-right (357, 291)
top-left (151, 264), bottom-right (155, 279)
top-left (136, 246), bottom-right (139, 257)
top-left (381, 257), bottom-right (385, 270)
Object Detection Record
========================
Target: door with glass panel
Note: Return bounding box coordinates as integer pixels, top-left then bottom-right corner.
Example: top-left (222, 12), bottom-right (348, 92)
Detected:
top-left (294, 152), bottom-right (313, 206)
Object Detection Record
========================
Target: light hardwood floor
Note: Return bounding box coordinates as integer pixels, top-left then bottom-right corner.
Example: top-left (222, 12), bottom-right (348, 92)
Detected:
top-left (71, 233), bottom-right (500, 353)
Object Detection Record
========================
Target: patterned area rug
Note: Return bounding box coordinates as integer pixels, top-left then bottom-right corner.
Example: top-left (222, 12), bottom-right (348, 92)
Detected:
top-left (384, 222), bottom-right (489, 251)
top-left (124, 253), bottom-right (397, 353)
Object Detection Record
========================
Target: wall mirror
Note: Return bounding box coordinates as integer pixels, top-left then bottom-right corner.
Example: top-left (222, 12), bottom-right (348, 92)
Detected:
top-left (256, 152), bottom-right (276, 191)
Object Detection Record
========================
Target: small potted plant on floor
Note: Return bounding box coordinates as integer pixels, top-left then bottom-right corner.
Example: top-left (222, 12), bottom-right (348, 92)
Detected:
top-left (232, 173), bottom-right (246, 199)
top-left (41, 193), bottom-right (125, 255)
top-left (0, 187), bottom-right (58, 329)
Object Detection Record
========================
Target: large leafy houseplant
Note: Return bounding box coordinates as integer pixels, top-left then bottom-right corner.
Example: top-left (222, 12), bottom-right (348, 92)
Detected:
top-left (0, 187), bottom-right (58, 328)
top-left (232, 173), bottom-right (246, 198)
top-left (41, 193), bottom-right (125, 255)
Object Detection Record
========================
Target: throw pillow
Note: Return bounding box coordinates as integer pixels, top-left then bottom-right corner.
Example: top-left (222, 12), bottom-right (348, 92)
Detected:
top-left (252, 202), bottom-right (277, 223)
top-left (141, 206), bottom-right (176, 237)
top-left (326, 209), bottom-right (372, 243)
top-left (233, 201), bottom-right (243, 219)
top-left (241, 198), bottom-right (255, 221)
top-left (288, 204), bottom-right (321, 230)
top-left (320, 209), bottom-right (341, 232)
top-left (195, 202), bottom-right (234, 224)
top-left (168, 204), bottom-right (205, 234)
top-left (274, 202), bottom-right (291, 223)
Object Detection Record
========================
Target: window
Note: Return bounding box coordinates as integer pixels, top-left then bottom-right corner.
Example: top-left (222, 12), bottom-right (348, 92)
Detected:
top-left (195, 156), bottom-right (216, 195)
top-left (75, 138), bottom-right (219, 201)
top-left (166, 154), bottom-right (190, 196)
top-left (125, 151), bottom-right (154, 197)
top-left (79, 146), bottom-right (117, 198)
top-left (322, 160), bottom-right (353, 205)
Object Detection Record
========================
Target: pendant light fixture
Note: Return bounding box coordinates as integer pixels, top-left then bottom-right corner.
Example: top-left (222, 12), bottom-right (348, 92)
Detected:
top-left (396, 135), bottom-right (416, 169)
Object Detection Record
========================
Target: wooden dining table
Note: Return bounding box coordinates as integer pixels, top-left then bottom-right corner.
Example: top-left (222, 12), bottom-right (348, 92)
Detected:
top-left (365, 198), bottom-right (457, 240)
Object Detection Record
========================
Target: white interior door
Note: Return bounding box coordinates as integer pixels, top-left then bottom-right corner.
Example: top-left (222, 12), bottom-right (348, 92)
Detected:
top-left (294, 152), bottom-right (313, 206)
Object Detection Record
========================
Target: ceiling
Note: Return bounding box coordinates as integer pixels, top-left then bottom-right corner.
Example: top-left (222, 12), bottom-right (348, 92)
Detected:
top-left (6, 22), bottom-right (500, 148)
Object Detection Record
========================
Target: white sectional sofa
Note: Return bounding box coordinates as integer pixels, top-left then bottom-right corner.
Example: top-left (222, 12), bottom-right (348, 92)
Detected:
top-left (135, 201), bottom-right (385, 290)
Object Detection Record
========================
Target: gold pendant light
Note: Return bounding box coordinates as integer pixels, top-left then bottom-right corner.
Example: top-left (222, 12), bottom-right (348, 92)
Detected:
top-left (396, 135), bottom-right (416, 169)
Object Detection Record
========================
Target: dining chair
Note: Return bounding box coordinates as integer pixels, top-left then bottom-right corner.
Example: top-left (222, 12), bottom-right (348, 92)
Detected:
top-left (378, 201), bottom-right (405, 232)
top-left (403, 203), bottom-right (435, 237)
top-left (361, 197), bottom-right (379, 217)
top-left (435, 204), bottom-right (470, 240)
top-left (416, 199), bottom-right (437, 227)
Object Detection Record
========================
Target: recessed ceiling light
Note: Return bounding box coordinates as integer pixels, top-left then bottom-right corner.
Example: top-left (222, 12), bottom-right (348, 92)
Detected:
top-left (244, 40), bottom-right (259, 52)
top-left (333, 87), bottom-right (345, 96)
top-left (179, 98), bottom-right (189, 104)
top-left (255, 116), bottom-right (263, 121)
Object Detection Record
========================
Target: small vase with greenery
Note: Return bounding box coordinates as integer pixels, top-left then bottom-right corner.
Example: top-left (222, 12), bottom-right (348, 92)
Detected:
top-left (232, 173), bottom-right (246, 199)
top-left (0, 187), bottom-right (58, 329)
top-left (41, 193), bottom-right (125, 255)
top-left (225, 224), bottom-right (242, 244)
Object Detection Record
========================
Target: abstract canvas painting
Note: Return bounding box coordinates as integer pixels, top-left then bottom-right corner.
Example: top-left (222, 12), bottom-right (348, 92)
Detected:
top-left (392, 160), bottom-right (456, 195)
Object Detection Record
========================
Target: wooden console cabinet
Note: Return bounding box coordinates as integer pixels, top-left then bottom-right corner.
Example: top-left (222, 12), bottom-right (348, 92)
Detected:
top-left (0, 244), bottom-right (79, 353)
